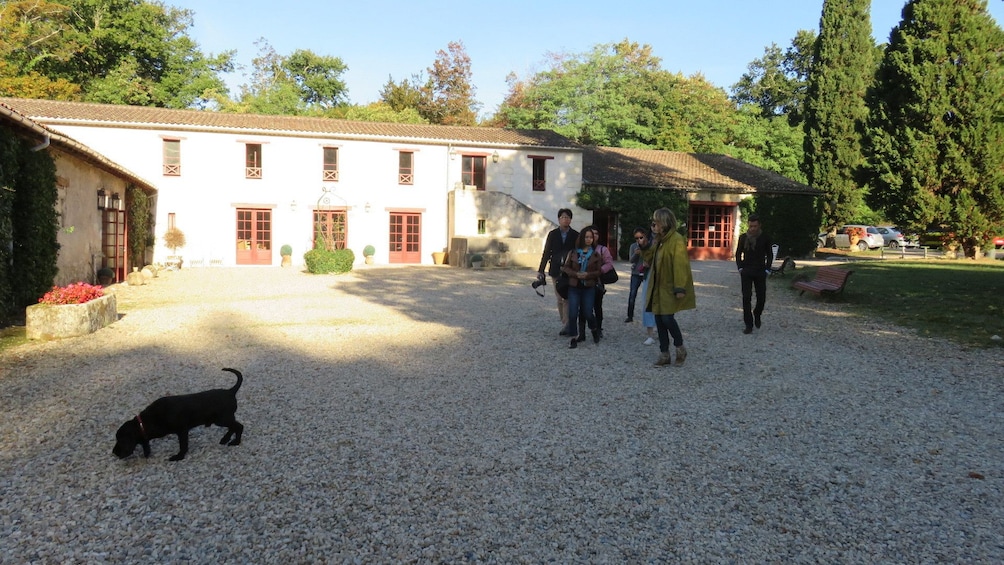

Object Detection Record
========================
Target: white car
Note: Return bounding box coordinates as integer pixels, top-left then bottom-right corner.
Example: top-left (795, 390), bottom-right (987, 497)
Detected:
top-left (876, 226), bottom-right (919, 249)
top-left (818, 225), bottom-right (886, 251)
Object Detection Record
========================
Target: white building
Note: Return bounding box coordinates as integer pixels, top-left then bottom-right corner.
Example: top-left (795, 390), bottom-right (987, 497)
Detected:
top-left (2, 98), bottom-right (585, 269)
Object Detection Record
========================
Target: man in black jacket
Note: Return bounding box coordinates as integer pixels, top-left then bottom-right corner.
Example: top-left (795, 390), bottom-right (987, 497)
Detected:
top-left (537, 208), bottom-right (579, 335)
top-left (735, 214), bottom-right (773, 334)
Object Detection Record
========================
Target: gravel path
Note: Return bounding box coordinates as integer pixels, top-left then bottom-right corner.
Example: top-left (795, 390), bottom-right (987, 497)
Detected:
top-left (1, 262), bottom-right (1002, 563)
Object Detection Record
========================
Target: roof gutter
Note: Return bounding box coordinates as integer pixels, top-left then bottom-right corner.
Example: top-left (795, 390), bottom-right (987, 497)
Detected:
top-left (0, 103), bottom-right (51, 151)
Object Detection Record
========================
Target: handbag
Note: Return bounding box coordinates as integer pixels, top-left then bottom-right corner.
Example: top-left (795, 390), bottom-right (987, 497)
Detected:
top-left (600, 268), bottom-right (619, 284)
top-left (556, 272), bottom-right (570, 299)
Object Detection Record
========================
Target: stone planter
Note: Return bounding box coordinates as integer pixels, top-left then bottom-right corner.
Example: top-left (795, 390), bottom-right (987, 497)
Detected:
top-left (432, 251), bottom-right (446, 265)
top-left (26, 293), bottom-right (118, 340)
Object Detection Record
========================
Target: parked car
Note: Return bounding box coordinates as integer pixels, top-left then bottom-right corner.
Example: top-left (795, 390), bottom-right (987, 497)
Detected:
top-left (818, 225), bottom-right (886, 251)
top-left (875, 226), bottom-right (918, 249)
top-left (993, 235), bottom-right (1004, 249)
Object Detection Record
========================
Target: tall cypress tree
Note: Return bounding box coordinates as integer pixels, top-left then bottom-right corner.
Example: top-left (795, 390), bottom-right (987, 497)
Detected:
top-left (802, 0), bottom-right (876, 231)
top-left (862, 0), bottom-right (1004, 255)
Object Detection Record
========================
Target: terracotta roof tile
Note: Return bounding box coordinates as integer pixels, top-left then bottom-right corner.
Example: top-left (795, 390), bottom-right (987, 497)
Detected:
top-left (0, 97), bottom-right (579, 149)
top-left (582, 146), bottom-right (818, 195)
top-left (0, 101), bottom-right (156, 192)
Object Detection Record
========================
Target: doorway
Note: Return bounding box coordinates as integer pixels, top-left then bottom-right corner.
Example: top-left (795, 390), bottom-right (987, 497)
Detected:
top-left (236, 208), bottom-right (272, 265)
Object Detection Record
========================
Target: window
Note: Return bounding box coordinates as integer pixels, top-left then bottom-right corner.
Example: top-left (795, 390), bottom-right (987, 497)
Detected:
top-left (246, 143), bottom-right (262, 179)
top-left (399, 151), bottom-right (414, 185)
top-left (322, 147), bottom-right (338, 181)
top-left (163, 139), bottom-right (180, 176)
top-left (313, 210), bottom-right (347, 250)
top-left (461, 155), bottom-right (486, 190)
top-left (477, 219), bottom-right (486, 235)
top-left (529, 155), bottom-right (553, 191)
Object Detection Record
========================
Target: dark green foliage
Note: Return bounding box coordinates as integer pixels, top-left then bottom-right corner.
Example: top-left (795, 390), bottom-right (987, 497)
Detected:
top-left (127, 185), bottom-right (152, 268)
top-left (577, 186), bottom-right (687, 259)
top-left (743, 194), bottom-right (822, 257)
top-left (802, 0), bottom-right (876, 231)
top-left (731, 29), bottom-right (816, 126)
top-left (861, 0), bottom-right (1004, 256)
top-left (1, 132), bottom-right (59, 318)
top-left (304, 247), bottom-right (355, 274)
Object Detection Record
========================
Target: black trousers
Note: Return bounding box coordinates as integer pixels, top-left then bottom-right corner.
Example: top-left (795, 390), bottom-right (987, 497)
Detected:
top-left (740, 271), bottom-right (766, 328)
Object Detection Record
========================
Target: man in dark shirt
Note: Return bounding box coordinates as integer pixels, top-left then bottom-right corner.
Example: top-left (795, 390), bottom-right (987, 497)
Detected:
top-left (538, 208), bottom-right (579, 335)
top-left (735, 214), bottom-right (773, 334)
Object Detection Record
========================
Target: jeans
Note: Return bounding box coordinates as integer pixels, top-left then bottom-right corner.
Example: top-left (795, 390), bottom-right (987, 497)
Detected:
top-left (626, 273), bottom-right (644, 318)
top-left (740, 271), bottom-right (767, 328)
top-left (655, 313), bottom-right (683, 352)
top-left (566, 285), bottom-right (596, 337)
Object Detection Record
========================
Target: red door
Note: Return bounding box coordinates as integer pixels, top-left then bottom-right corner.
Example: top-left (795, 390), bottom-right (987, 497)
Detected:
top-left (687, 204), bottom-right (735, 260)
top-left (389, 212), bottom-right (421, 264)
top-left (101, 208), bottom-right (127, 281)
top-left (236, 208), bottom-right (272, 265)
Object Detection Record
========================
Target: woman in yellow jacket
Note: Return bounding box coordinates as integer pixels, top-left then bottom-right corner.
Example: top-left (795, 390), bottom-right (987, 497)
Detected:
top-left (640, 208), bottom-right (696, 367)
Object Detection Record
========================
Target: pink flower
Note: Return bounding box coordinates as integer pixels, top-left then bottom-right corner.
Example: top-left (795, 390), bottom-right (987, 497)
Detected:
top-left (38, 282), bottom-right (105, 305)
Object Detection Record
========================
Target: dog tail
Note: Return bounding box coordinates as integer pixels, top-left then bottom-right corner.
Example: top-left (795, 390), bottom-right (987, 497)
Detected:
top-left (221, 368), bottom-right (243, 393)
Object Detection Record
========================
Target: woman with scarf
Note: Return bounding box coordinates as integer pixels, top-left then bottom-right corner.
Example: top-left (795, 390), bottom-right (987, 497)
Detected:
top-left (561, 228), bottom-right (602, 349)
top-left (640, 208), bottom-right (696, 367)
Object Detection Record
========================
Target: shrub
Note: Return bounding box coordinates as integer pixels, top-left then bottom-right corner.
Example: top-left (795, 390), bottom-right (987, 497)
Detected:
top-left (164, 227), bottom-right (186, 253)
top-left (304, 248), bottom-right (355, 274)
top-left (38, 282), bottom-right (104, 305)
top-left (363, 245), bottom-right (376, 257)
top-left (280, 244), bottom-right (293, 256)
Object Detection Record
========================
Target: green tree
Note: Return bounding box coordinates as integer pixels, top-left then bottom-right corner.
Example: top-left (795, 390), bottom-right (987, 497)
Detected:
top-left (0, 0), bottom-right (80, 99)
top-left (230, 39), bottom-right (348, 115)
top-left (802, 0), bottom-right (876, 232)
top-left (494, 40), bottom-right (739, 151)
top-left (379, 74), bottom-right (424, 112)
top-left (31, 0), bottom-right (235, 108)
top-left (328, 102), bottom-right (428, 124)
top-left (862, 0), bottom-right (1004, 256)
top-left (727, 108), bottom-right (807, 184)
top-left (731, 29), bottom-right (816, 126)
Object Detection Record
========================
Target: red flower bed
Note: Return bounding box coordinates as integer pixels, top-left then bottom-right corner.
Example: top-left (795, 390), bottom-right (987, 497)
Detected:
top-left (38, 282), bottom-right (105, 305)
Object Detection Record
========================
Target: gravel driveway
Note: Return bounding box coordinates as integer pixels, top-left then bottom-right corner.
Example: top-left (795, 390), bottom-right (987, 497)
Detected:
top-left (1, 262), bottom-right (1002, 563)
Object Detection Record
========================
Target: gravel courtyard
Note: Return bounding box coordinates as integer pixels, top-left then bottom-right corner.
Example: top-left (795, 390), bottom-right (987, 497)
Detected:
top-left (1, 261), bottom-right (1002, 563)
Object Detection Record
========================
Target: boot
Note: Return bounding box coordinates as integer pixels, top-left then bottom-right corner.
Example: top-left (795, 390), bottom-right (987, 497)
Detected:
top-left (569, 338), bottom-right (577, 349)
top-left (591, 329), bottom-right (600, 344)
top-left (577, 320), bottom-right (586, 342)
top-left (675, 346), bottom-right (688, 366)
top-left (654, 351), bottom-right (672, 367)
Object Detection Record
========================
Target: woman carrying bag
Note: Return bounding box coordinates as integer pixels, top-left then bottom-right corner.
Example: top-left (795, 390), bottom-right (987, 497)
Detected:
top-left (561, 229), bottom-right (603, 349)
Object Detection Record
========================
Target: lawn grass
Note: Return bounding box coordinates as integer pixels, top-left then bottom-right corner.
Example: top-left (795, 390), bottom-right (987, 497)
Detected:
top-left (788, 259), bottom-right (1004, 348)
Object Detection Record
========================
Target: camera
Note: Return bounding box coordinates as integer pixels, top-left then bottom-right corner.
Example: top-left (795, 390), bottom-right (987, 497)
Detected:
top-left (531, 277), bottom-right (547, 290)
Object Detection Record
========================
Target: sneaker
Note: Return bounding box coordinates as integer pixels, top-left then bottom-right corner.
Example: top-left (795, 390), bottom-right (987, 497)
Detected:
top-left (643, 336), bottom-right (656, 346)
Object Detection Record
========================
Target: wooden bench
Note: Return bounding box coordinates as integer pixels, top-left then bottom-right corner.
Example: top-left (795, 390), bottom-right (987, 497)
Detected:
top-left (791, 266), bottom-right (853, 296)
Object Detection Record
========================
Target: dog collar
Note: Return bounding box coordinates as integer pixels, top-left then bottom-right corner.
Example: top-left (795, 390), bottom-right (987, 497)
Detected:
top-left (135, 414), bottom-right (147, 439)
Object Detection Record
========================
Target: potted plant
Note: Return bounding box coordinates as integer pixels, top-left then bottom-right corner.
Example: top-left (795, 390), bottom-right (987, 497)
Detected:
top-left (471, 253), bottom-right (484, 269)
top-left (26, 282), bottom-right (118, 339)
top-left (363, 245), bottom-right (376, 265)
top-left (280, 244), bottom-right (293, 267)
top-left (163, 227), bottom-right (186, 269)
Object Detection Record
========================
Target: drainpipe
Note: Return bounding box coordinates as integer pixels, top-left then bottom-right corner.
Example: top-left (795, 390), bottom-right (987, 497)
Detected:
top-left (30, 134), bottom-right (50, 152)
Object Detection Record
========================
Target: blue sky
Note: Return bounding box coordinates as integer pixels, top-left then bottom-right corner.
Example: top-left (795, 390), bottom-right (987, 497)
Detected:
top-left (167, 0), bottom-right (1004, 117)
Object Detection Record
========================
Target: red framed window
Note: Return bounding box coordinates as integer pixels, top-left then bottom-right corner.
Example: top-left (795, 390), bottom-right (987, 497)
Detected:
top-left (163, 139), bottom-right (180, 176)
top-left (322, 147), bottom-right (338, 181)
top-left (246, 143), bottom-right (262, 179)
top-left (529, 155), bottom-right (553, 191)
top-left (313, 210), bottom-right (347, 250)
top-left (399, 151), bottom-right (414, 184)
top-left (461, 155), bottom-right (486, 190)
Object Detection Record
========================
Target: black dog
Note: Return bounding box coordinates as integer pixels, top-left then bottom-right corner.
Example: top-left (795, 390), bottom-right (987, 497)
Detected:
top-left (113, 368), bottom-right (244, 462)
